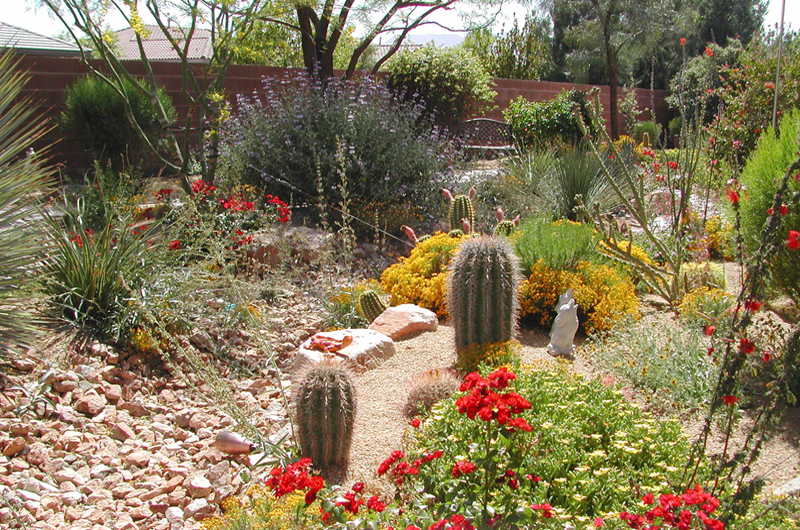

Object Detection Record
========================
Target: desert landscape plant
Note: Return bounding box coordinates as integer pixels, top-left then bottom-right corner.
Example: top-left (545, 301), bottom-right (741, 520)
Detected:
top-left (0, 52), bottom-right (53, 357)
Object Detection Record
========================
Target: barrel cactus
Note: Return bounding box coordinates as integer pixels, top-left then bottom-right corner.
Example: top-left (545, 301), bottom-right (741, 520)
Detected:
top-left (493, 208), bottom-right (520, 238)
top-left (293, 361), bottom-right (357, 475)
top-left (442, 186), bottom-right (476, 233)
top-left (403, 368), bottom-right (461, 417)
top-left (448, 236), bottom-right (521, 358)
top-left (355, 290), bottom-right (387, 323)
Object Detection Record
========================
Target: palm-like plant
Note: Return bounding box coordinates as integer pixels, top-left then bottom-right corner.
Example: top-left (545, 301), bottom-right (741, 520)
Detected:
top-left (0, 52), bottom-right (54, 357)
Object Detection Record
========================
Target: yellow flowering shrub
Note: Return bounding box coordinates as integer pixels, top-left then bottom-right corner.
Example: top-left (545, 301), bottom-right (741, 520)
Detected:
top-left (678, 261), bottom-right (726, 294)
top-left (202, 485), bottom-right (320, 530)
top-left (380, 232), bottom-right (464, 316)
top-left (705, 215), bottom-right (734, 260)
top-left (599, 239), bottom-right (654, 267)
top-left (519, 260), bottom-right (639, 335)
top-left (457, 340), bottom-right (521, 373)
top-left (679, 286), bottom-right (734, 329)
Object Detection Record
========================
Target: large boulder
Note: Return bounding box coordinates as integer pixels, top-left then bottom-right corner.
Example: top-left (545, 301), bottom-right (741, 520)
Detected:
top-left (294, 329), bottom-right (395, 373)
top-left (369, 304), bottom-right (438, 340)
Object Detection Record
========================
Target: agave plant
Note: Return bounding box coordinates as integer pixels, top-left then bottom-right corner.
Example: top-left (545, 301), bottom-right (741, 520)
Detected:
top-left (0, 52), bottom-right (54, 358)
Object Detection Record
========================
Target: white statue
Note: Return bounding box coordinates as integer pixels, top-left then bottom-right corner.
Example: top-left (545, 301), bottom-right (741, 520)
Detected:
top-left (547, 289), bottom-right (579, 357)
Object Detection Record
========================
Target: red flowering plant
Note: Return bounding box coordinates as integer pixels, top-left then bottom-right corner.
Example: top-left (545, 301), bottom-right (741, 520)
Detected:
top-left (159, 180), bottom-right (291, 262)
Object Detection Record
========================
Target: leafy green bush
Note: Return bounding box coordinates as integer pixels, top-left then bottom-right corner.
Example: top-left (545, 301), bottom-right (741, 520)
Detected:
top-left (708, 35), bottom-right (800, 168)
top-left (631, 121), bottom-right (662, 146)
top-left (514, 218), bottom-right (601, 272)
top-left (0, 52), bottom-right (53, 357)
top-left (503, 89), bottom-right (594, 148)
top-left (679, 286), bottom-right (735, 331)
top-left (588, 321), bottom-right (720, 409)
top-left (223, 76), bottom-right (452, 231)
top-left (61, 76), bottom-right (175, 169)
top-left (738, 108), bottom-right (800, 300)
top-left (386, 44), bottom-right (496, 128)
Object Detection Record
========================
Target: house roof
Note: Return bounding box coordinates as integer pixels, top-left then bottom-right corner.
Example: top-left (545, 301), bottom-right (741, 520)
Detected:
top-left (115, 25), bottom-right (213, 62)
top-left (0, 22), bottom-right (83, 57)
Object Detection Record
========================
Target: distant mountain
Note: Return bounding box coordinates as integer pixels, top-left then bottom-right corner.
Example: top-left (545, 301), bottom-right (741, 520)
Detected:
top-left (406, 34), bottom-right (464, 47)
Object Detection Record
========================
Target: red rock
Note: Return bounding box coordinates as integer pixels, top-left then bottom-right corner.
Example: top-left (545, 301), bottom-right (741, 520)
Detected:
top-left (102, 383), bottom-right (122, 403)
top-left (74, 391), bottom-right (107, 416)
top-left (124, 450), bottom-right (152, 468)
top-left (2, 436), bottom-right (26, 457)
top-left (369, 304), bottom-right (438, 340)
top-left (110, 423), bottom-right (135, 441)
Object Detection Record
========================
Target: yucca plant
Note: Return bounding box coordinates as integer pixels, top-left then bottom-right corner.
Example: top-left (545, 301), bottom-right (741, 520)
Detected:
top-left (0, 52), bottom-right (54, 358)
top-left (43, 198), bottom-right (162, 342)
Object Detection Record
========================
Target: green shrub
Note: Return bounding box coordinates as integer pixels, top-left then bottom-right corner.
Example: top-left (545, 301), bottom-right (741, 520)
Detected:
top-left (386, 44), bottom-right (496, 129)
top-left (514, 218), bottom-right (601, 272)
top-left (61, 76), bottom-right (175, 169)
top-left (631, 121), bottom-right (662, 146)
top-left (224, 76), bottom-right (451, 230)
top-left (0, 52), bottom-right (53, 357)
top-left (678, 261), bottom-right (726, 294)
top-left (503, 89), bottom-right (594, 148)
top-left (738, 108), bottom-right (800, 300)
top-left (587, 321), bottom-right (720, 409)
top-left (708, 35), bottom-right (800, 168)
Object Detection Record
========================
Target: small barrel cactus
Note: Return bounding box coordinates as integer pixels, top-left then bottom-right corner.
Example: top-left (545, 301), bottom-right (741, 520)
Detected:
top-left (293, 361), bottom-right (357, 475)
top-left (442, 186), bottom-right (476, 233)
top-left (447, 229), bottom-right (465, 238)
top-left (403, 369), bottom-right (461, 417)
top-left (448, 236), bottom-right (521, 355)
top-left (493, 208), bottom-right (520, 238)
top-left (355, 290), bottom-right (387, 323)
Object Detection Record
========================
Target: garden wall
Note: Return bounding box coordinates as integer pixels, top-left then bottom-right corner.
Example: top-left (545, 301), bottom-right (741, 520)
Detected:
top-left (14, 55), bottom-right (669, 173)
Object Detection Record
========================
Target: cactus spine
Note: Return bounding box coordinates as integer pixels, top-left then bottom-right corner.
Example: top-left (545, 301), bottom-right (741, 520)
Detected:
top-left (448, 236), bottom-right (521, 354)
top-left (293, 361), bottom-right (357, 475)
top-left (356, 290), bottom-right (387, 323)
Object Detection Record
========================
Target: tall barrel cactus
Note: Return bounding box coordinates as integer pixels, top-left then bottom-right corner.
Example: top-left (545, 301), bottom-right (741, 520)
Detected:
top-left (293, 361), bottom-right (357, 475)
top-left (448, 236), bottom-right (521, 355)
top-left (442, 186), bottom-right (476, 233)
top-left (355, 290), bottom-right (387, 323)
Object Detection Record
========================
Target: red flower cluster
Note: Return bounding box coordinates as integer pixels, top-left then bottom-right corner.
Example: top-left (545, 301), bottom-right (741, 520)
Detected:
top-left (428, 514), bottom-right (475, 530)
top-left (191, 180), bottom-right (216, 195)
top-left (168, 240), bottom-right (181, 251)
top-left (154, 188), bottom-right (173, 202)
top-left (621, 485), bottom-right (723, 530)
top-left (495, 469), bottom-right (519, 489)
top-left (264, 458), bottom-right (324, 505)
top-left (266, 194), bottom-right (291, 223)
top-left (767, 204), bottom-right (789, 216)
top-left (787, 230), bottom-right (800, 250)
top-left (667, 161), bottom-right (679, 171)
top-left (451, 459), bottom-right (477, 478)
top-left (377, 450), bottom-right (443, 484)
top-left (220, 195), bottom-right (256, 212)
top-left (722, 395), bottom-right (739, 406)
top-left (743, 299), bottom-right (762, 312)
top-left (739, 337), bottom-right (756, 355)
top-left (455, 368), bottom-right (532, 432)
top-left (531, 503), bottom-right (555, 518)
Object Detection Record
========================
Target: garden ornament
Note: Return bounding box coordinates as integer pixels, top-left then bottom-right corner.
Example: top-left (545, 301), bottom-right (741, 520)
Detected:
top-left (547, 289), bottom-right (579, 357)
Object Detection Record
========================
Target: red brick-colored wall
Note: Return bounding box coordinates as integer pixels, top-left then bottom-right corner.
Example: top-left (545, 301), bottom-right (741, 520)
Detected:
top-left (13, 55), bottom-right (669, 173)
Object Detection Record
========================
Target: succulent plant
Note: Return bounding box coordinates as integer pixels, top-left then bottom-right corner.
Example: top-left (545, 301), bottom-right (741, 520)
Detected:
top-left (355, 290), bottom-right (387, 323)
top-left (448, 235), bottom-right (521, 354)
top-left (442, 186), bottom-right (476, 233)
top-left (447, 229), bottom-right (465, 238)
top-left (403, 368), bottom-right (461, 417)
top-left (293, 361), bottom-right (357, 475)
top-left (493, 207), bottom-right (520, 238)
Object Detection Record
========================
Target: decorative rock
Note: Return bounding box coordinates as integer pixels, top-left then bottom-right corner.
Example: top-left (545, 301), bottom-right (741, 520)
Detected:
top-left (164, 506), bottom-right (184, 524)
top-left (183, 498), bottom-right (213, 519)
top-left (74, 391), bottom-right (107, 416)
top-left (186, 475), bottom-right (212, 498)
top-left (774, 476), bottom-right (800, 497)
top-left (90, 464), bottom-right (114, 479)
top-left (547, 289), bottom-right (580, 357)
top-left (53, 468), bottom-right (88, 486)
top-left (3, 436), bottom-right (26, 457)
top-left (295, 329), bottom-right (395, 372)
top-left (110, 423), bottom-right (135, 442)
top-left (60, 491), bottom-right (83, 506)
top-left (369, 304), bottom-right (438, 340)
top-left (124, 451), bottom-right (151, 468)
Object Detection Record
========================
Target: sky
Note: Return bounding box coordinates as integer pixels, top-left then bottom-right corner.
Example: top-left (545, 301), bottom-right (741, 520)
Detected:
top-left (0, 0), bottom-right (797, 42)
